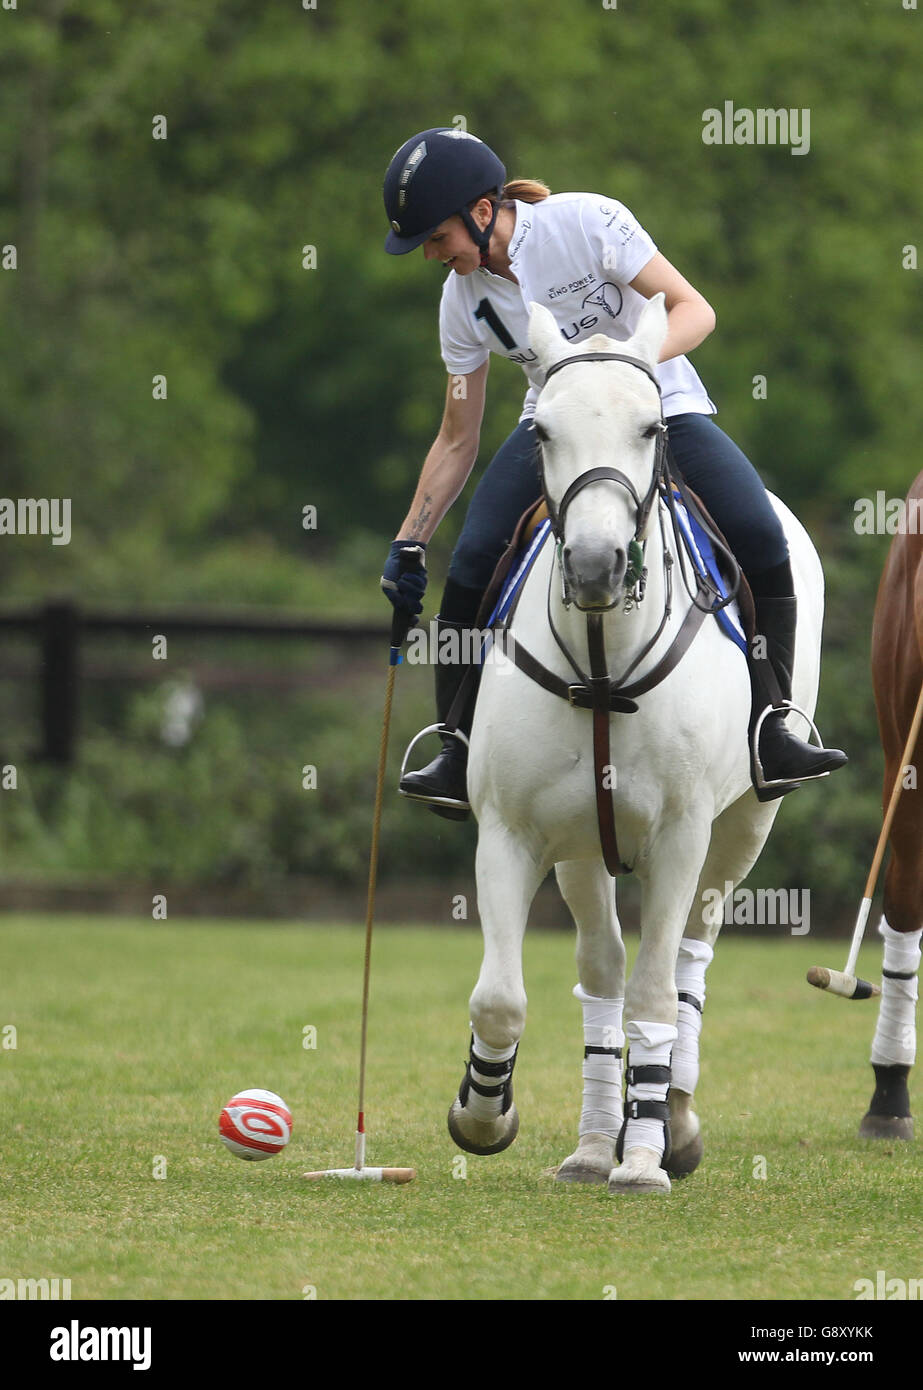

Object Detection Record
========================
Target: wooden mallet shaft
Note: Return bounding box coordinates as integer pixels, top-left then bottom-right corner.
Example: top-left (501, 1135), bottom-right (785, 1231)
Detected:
top-left (808, 673), bottom-right (923, 999)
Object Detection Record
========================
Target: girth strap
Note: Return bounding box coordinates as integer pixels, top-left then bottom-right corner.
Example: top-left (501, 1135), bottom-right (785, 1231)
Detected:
top-left (501, 636), bottom-right (638, 712)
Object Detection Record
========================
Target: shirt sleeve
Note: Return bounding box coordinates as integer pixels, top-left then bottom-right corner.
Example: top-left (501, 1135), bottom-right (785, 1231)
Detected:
top-left (578, 196), bottom-right (658, 286)
top-left (439, 278), bottom-right (489, 376)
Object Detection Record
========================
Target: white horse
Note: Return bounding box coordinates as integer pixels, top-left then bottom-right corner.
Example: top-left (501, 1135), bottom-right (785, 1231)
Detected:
top-left (447, 294), bottom-right (826, 1194)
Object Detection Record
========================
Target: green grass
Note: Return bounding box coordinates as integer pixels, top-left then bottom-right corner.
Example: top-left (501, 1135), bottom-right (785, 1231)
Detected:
top-left (0, 916), bottom-right (918, 1301)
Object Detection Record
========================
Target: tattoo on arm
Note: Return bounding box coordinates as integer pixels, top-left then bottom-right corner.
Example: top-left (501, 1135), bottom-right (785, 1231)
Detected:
top-left (408, 493), bottom-right (433, 539)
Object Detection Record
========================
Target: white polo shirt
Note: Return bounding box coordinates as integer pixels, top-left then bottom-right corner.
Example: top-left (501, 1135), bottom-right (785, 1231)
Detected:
top-left (439, 192), bottom-right (716, 421)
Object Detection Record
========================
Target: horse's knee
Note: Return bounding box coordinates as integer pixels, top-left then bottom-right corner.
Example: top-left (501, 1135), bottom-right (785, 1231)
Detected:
top-left (469, 984), bottom-right (527, 1048)
top-left (576, 935), bottom-right (626, 999)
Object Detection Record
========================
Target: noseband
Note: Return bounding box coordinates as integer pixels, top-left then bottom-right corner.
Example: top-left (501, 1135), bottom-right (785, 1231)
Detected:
top-left (539, 351), bottom-right (668, 602)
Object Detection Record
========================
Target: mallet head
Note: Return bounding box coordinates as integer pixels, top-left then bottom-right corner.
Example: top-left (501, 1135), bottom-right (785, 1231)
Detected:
top-left (302, 1167), bottom-right (416, 1183)
top-left (807, 965), bottom-right (880, 1000)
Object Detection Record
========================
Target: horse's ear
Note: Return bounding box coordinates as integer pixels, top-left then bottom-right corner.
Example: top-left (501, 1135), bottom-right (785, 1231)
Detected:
top-left (627, 292), bottom-right (668, 367)
top-left (528, 302), bottom-right (567, 371)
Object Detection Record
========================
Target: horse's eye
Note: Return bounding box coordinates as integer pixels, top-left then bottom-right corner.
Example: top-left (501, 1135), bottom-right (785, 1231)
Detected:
top-left (533, 421), bottom-right (549, 444)
top-left (641, 423), bottom-right (661, 440)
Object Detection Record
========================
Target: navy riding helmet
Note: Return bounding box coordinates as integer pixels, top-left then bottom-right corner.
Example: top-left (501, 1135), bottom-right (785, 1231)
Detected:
top-left (383, 128), bottom-right (506, 261)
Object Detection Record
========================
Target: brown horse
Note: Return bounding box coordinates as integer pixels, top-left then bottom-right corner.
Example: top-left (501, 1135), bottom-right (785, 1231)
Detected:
top-left (862, 470), bottom-right (923, 1139)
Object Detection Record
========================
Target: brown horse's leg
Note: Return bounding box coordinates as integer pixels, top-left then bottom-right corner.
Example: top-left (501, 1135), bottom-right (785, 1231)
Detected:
top-left (861, 535), bottom-right (923, 1139)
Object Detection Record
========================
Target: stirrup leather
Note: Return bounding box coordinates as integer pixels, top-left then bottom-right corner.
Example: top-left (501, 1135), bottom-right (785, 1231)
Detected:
top-left (751, 699), bottom-right (831, 791)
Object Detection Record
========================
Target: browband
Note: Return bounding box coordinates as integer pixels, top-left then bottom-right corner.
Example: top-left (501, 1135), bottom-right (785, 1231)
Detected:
top-left (543, 351), bottom-right (662, 392)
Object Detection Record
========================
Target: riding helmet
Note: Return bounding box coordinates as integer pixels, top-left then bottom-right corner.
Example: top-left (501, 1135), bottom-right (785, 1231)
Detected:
top-left (383, 128), bottom-right (507, 256)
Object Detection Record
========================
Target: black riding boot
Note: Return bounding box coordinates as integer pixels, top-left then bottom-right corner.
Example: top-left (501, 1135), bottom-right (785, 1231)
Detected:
top-left (399, 616), bottom-right (481, 821)
top-left (748, 595), bottom-right (848, 802)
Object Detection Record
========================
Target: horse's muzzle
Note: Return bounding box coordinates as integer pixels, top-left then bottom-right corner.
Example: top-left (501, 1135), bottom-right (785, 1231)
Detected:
top-left (562, 542), bottom-right (627, 611)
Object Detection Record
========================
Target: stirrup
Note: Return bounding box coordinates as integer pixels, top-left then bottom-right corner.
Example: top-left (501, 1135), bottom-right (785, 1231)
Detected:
top-left (399, 723), bottom-right (470, 783)
top-left (751, 699), bottom-right (831, 792)
top-left (399, 724), bottom-right (471, 818)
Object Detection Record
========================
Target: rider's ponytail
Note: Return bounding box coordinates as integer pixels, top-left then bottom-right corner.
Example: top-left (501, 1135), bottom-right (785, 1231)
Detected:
top-left (469, 179), bottom-right (551, 213)
top-left (501, 179), bottom-right (551, 204)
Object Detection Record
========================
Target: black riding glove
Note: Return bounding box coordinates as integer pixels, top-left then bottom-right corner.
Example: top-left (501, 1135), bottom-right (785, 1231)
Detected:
top-left (381, 540), bottom-right (428, 621)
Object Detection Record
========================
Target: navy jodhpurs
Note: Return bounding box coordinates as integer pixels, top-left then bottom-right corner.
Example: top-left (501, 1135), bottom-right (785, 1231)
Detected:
top-left (445, 411), bottom-right (788, 606)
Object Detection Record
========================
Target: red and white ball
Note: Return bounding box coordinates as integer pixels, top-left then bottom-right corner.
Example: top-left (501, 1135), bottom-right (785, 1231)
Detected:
top-left (219, 1088), bottom-right (292, 1161)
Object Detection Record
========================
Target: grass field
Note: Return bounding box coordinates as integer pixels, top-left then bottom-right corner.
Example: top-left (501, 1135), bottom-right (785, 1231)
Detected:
top-left (0, 914), bottom-right (918, 1303)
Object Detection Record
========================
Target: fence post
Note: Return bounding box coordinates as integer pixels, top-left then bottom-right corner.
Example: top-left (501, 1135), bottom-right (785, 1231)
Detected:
top-left (40, 601), bottom-right (79, 763)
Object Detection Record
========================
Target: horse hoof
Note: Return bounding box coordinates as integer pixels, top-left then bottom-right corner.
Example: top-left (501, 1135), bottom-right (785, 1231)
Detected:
top-left (859, 1112), bottom-right (914, 1141)
top-left (607, 1148), bottom-right (672, 1196)
top-left (666, 1122), bottom-right (704, 1179)
top-left (447, 1099), bottom-right (520, 1155)
top-left (554, 1132), bottom-right (616, 1184)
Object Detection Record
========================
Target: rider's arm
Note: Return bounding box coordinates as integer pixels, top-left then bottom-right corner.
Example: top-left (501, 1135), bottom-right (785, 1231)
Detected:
top-left (629, 252), bottom-right (716, 364)
top-left (394, 360), bottom-right (489, 544)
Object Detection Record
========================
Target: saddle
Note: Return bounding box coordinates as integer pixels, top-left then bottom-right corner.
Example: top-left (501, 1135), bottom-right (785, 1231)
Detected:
top-left (478, 490), bottom-right (756, 644)
top-left (475, 499), bottom-right (550, 630)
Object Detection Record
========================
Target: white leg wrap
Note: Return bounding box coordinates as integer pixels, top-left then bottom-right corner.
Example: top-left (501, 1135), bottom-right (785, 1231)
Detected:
top-left (672, 938), bottom-right (713, 1095)
top-left (465, 1032), bottom-right (517, 1122)
top-left (573, 984), bottom-right (624, 1139)
top-left (623, 1021), bottom-right (677, 1158)
top-left (870, 917), bottom-right (920, 1067)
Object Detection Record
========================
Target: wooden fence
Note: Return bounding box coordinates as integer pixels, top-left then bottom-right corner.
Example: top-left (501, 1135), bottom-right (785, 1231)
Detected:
top-left (0, 600), bottom-right (386, 764)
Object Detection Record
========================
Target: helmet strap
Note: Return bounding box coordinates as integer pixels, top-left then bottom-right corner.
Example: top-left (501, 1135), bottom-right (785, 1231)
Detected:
top-left (459, 199), bottom-right (500, 267)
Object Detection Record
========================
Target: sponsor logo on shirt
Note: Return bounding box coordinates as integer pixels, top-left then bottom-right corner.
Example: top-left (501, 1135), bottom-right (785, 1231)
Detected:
top-left (547, 271), bottom-right (597, 299)
top-left (508, 219), bottom-right (532, 259)
top-left (581, 281), bottom-right (623, 320)
top-left (560, 315), bottom-right (602, 340)
top-left (599, 205), bottom-right (637, 244)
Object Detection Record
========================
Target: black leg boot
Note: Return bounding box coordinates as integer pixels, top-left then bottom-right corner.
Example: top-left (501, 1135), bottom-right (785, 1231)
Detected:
top-left (748, 595), bottom-right (848, 802)
top-left (398, 616), bottom-right (481, 821)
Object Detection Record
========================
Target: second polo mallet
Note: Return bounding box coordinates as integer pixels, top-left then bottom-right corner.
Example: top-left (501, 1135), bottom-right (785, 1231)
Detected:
top-left (807, 673), bottom-right (923, 1001)
top-left (303, 545), bottom-right (424, 1183)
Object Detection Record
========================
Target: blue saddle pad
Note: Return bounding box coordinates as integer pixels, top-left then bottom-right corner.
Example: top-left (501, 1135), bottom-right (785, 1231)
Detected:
top-left (671, 492), bottom-right (748, 655)
top-left (486, 501), bottom-right (747, 656)
top-left (487, 519), bottom-right (553, 629)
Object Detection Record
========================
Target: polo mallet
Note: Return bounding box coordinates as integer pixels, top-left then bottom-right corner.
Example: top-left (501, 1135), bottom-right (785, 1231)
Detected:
top-left (303, 547), bottom-right (423, 1184)
top-left (807, 674), bottom-right (923, 1001)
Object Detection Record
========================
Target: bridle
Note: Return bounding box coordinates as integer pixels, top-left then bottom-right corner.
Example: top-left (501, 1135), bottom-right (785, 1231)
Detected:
top-left (539, 351), bottom-right (669, 611)
top-left (434, 347), bottom-right (741, 879)
top-left (507, 347), bottom-right (740, 877)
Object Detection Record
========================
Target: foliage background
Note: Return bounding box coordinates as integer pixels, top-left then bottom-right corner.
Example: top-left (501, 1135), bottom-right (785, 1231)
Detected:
top-left (0, 0), bottom-right (920, 921)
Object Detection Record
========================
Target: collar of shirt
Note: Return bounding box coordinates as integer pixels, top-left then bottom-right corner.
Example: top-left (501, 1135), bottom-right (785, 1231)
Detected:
top-left (506, 200), bottom-right (533, 266)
